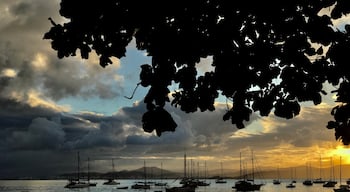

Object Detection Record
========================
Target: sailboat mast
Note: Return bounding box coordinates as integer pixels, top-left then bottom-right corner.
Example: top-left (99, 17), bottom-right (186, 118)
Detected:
top-left (319, 155), bottom-right (322, 179)
top-left (144, 160), bottom-right (147, 184)
top-left (329, 157), bottom-right (332, 181)
top-left (332, 157), bottom-right (335, 181)
top-left (305, 162), bottom-right (308, 179)
top-left (112, 158), bottom-right (115, 180)
top-left (240, 152), bottom-right (242, 179)
top-left (88, 157), bottom-right (90, 183)
top-left (184, 152), bottom-right (187, 178)
top-left (251, 150), bottom-right (254, 183)
top-left (205, 161), bottom-right (207, 181)
top-left (191, 159), bottom-right (193, 178)
top-left (197, 161), bottom-right (200, 179)
top-left (160, 162), bottom-right (163, 183)
top-left (77, 151), bottom-right (80, 182)
top-left (340, 156), bottom-right (342, 184)
top-left (220, 162), bottom-right (223, 178)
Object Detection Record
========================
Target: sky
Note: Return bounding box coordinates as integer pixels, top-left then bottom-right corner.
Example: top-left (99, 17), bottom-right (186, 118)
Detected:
top-left (1, 0), bottom-right (350, 179)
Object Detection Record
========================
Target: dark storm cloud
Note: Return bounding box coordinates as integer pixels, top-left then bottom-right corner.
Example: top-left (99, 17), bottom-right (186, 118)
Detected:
top-left (58, 102), bottom-right (146, 149)
top-left (0, 97), bottom-right (145, 178)
top-left (0, 96), bottom-right (61, 150)
top-left (0, 98), bottom-right (121, 152)
top-left (0, 94), bottom-right (338, 178)
top-left (0, 90), bottom-right (235, 178)
top-left (66, 117), bottom-right (128, 149)
top-left (126, 135), bottom-right (160, 145)
top-left (0, 97), bottom-right (58, 130)
top-left (0, 98), bottom-right (148, 153)
top-left (7, 117), bottom-right (65, 150)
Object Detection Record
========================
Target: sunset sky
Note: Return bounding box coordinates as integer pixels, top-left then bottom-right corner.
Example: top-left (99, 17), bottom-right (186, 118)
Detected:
top-left (1, 0), bottom-right (350, 179)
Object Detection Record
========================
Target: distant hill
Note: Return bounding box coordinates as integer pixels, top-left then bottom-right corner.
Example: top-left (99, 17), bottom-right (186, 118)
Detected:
top-left (59, 166), bottom-right (183, 179)
top-left (58, 164), bottom-right (350, 180)
top-left (215, 164), bottom-right (350, 180)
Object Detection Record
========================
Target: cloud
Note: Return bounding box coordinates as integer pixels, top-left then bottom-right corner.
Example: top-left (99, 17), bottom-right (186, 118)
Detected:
top-left (65, 116), bottom-right (128, 150)
top-left (261, 103), bottom-right (335, 147)
top-left (0, 97), bottom-right (241, 155)
top-left (0, 0), bottom-right (124, 104)
top-left (8, 117), bottom-right (65, 150)
top-left (0, 68), bottom-right (17, 78)
top-left (0, 93), bottom-right (342, 177)
top-left (0, 90), bottom-right (336, 154)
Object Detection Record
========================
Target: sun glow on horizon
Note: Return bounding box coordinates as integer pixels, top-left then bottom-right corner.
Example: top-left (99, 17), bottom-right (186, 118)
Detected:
top-left (327, 145), bottom-right (350, 164)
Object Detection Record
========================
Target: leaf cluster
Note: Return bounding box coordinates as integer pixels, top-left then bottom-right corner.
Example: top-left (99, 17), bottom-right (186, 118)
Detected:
top-left (44, 0), bottom-right (350, 144)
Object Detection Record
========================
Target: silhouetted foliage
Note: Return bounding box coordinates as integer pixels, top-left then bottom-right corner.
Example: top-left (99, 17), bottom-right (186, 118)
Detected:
top-left (44, 0), bottom-right (350, 144)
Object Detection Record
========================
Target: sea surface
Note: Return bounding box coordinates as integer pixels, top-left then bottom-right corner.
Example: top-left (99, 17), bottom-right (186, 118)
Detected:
top-left (0, 179), bottom-right (343, 192)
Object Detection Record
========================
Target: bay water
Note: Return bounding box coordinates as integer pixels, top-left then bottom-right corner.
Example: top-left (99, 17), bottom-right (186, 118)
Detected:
top-left (0, 179), bottom-right (341, 192)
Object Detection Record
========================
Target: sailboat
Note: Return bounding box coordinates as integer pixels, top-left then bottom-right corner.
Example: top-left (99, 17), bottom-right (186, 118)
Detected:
top-left (232, 151), bottom-right (263, 191)
top-left (334, 156), bottom-right (350, 192)
top-left (64, 151), bottom-right (90, 188)
top-left (303, 162), bottom-right (313, 186)
top-left (179, 153), bottom-right (200, 187)
top-left (272, 166), bottom-right (281, 185)
top-left (166, 153), bottom-right (196, 192)
top-left (313, 155), bottom-right (326, 184)
top-left (155, 162), bottom-right (167, 186)
top-left (272, 179), bottom-right (281, 185)
top-left (324, 157), bottom-right (337, 187)
top-left (335, 185), bottom-right (350, 192)
top-left (286, 182), bottom-right (296, 188)
top-left (131, 160), bottom-right (151, 189)
top-left (166, 178), bottom-right (196, 192)
top-left (87, 157), bottom-right (97, 186)
top-left (103, 158), bottom-right (120, 185)
top-left (197, 161), bottom-right (210, 186)
top-left (286, 168), bottom-right (296, 188)
top-left (215, 161), bottom-right (227, 183)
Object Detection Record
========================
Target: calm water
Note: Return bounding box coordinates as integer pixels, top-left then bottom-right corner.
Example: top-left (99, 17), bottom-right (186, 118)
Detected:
top-left (0, 179), bottom-right (341, 192)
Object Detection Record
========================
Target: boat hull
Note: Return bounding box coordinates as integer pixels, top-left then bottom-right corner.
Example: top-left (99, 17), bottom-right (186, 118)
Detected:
top-left (166, 186), bottom-right (195, 192)
top-left (64, 181), bottom-right (90, 188)
top-left (103, 179), bottom-right (120, 185)
top-left (117, 186), bottom-right (128, 189)
top-left (233, 180), bottom-right (262, 191)
top-left (131, 184), bottom-right (151, 189)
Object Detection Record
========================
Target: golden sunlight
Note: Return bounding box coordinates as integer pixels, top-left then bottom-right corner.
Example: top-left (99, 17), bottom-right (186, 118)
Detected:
top-left (327, 145), bottom-right (350, 164)
top-left (27, 90), bottom-right (71, 112)
top-left (1, 68), bottom-right (17, 78)
top-left (31, 53), bottom-right (48, 71)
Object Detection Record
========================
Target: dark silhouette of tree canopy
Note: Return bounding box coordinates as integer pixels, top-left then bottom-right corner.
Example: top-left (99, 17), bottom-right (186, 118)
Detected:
top-left (44, 0), bottom-right (350, 144)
